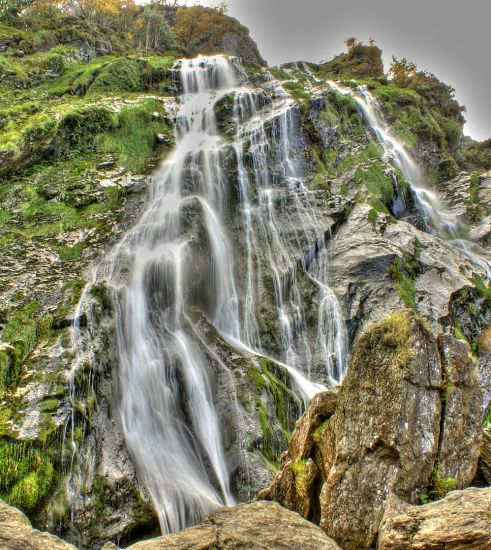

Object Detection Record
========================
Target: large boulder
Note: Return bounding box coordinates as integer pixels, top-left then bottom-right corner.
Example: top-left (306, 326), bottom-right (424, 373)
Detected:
top-left (378, 487), bottom-right (491, 549)
top-left (260, 310), bottom-right (483, 550)
top-left (0, 499), bottom-right (76, 550)
top-left (124, 501), bottom-right (341, 550)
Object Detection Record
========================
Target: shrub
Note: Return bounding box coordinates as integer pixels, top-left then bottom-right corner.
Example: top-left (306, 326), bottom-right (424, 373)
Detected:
top-left (87, 58), bottom-right (142, 95)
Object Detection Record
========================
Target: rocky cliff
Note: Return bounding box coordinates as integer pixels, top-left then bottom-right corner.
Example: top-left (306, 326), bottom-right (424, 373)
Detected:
top-left (0, 9), bottom-right (490, 550)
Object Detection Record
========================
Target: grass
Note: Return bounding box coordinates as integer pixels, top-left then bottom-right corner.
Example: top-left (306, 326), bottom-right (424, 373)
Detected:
top-left (389, 257), bottom-right (417, 310)
top-left (0, 438), bottom-right (55, 513)
top-left (88, 58), bottom-right (142, 95)
top-left (360, 309), bottom-right (425, 372)
top-left (0, 302), bottom-right (41, 392)
top-left (283, 81), bottom-right (310, 101)
top-left (99, 98), bottom-right (170, 172)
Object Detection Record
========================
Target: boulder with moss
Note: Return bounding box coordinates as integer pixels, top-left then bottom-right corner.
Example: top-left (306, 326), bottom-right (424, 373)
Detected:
top-left (261, 310), bottom-right (482, 550)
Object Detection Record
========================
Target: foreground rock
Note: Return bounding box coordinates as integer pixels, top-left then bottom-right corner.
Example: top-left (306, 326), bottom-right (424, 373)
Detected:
top-left (0, 499), bottom-right (76, 550)
top-left (378, 487), bottom-right (491, 549)
top-left (123, 501), bottom-right (341, 549)
top-left (261, 310), bottom-right (483, 549)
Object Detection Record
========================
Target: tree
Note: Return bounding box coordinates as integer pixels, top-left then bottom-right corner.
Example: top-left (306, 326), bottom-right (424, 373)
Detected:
top-left (0, 0), bottom-right (31, 18)
top-left (344, 36), bottom-right (359, 52)
top-left (389, 56), bottom-right (417, 85)
top-left (213, 1), bottom-right (228, 14)
top-left (136, 6), bottom-right (176, 52)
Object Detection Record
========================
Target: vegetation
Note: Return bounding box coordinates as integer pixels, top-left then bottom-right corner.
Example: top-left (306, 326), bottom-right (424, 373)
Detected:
top-left (0, 438), bottom-right (56, 512)
top-left (355, 309), bottom-right (429, 374)
top-left (319, 38), bottom-right (384, 80)
top-left (420, 468), bottom-right (458, 503)
top-left (173, 5), bottom-right (265, 64)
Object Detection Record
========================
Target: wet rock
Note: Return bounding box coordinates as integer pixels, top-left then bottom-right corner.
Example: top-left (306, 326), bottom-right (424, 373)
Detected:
top-left (378, 487), bottom-right (491, 549)
top-left (0, 499), bottom-right (76, 549)
top-left (124, 501), bottom-right (341, 550)
top-left (12, 50), bottom-right (25, 57)
top-left (328, 203), bottom-right (487, 342)
top-left (96, 158), bottom-right (117, 169)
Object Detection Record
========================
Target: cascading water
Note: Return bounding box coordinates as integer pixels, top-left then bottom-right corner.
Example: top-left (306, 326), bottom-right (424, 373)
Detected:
top-left (66, 55), bottom-right (349, 539)
top-left (329, 81), bottom-right (491, 277)
top-left (232, 80), bottom-right (348, 384)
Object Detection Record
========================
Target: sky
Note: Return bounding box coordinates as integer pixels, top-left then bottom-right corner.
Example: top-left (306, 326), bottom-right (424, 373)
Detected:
top-left (197, 0), bottom-right (491, 141)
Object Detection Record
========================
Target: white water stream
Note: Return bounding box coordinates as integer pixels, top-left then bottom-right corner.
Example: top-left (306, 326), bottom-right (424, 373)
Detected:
top-left (329, 81), bottom-right (491, 277)
top-left (65, 56), bottom-right (348, 538)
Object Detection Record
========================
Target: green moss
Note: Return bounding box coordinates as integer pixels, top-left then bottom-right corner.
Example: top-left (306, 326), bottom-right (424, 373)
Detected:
top-left (0, 438), bottom-right (55, 512)
top-left (58, 241), bottom-right (85, 261)
top-left (471, 275), bottom-right (491, 305)
top-left (99, 99), bottom-right (170, 173)
top-left (389, 259), bottom-right (416, 309)
top-left (248, 357), bottom-right (301, 464)
top-left (465, 172), bottom-right (483, 222)
top-left (268, 67), bottom-right (290, 81)
top-left (354, 162), bottom-right (394, 207)
top-left (312, 419), bottom-right (330, 442)
top-left (283, 81), bottom-right (309, 101)
top-left (290, 458), bottom-right (308, 474)
top-left (483, 407), bottom-right (491, 428)
top-left (247, 367), bottom-right (266, 393)
top-left (453, 326), bottom-right (467, 342)
top-left (0, 301), bottom-right (43, 392)
top-left (421, 468), bottom-right (458, 503)
top-left (88, 58), bottom-right (142, 96)
top-left (90, 282), bottom-right (112, 312)
top-left (388, 246), bottom-right (423, 311)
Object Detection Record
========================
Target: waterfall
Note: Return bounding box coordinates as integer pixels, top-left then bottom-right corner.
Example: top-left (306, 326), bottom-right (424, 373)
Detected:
top-left (329, 81), bottom-right (491, 276)
top-left (66, 55), bottom-right (349, 538)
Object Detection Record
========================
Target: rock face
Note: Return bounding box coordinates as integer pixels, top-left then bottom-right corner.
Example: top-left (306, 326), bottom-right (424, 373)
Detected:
top-left (2, 35), bottom-right (491, 547)
top-left (261, 310), bottom-right (483, 550)
top-left (0, 499), bottom-right (76, 550)
top-left (257, 390), bottom-right (338, 520)
top-left (124, 501), bottom-right (341, 550)
top-left (378, 487), bottom-right (491, 549)
top-left (479, 425), bottom-right (491, 484)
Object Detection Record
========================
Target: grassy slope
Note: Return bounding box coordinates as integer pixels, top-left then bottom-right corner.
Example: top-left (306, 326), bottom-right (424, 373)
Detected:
top-left (0, 19), bottom-right (176, 516)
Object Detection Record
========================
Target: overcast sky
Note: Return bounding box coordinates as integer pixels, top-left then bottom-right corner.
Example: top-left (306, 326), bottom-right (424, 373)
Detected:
top-left (197, 0), bottom-right (491, 141)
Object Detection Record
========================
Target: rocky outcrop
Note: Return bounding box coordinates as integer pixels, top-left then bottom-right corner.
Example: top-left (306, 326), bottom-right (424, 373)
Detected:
top-left (261, 310), bottom-right (483, 550)
top-left (124, 501), bottom-right (341, 550)
top-left (257, 390), bottom-right (338, 520)
top-left (435, 333), bottom-right (482, 485)
top-left (378, 487), bottom-right (491, 549)
top-left (0, 499), bottom-right (76, 549)
top-left (0, 499), bottom-right (345, 550)
top-left (479, 425), bottom-right (491, 484)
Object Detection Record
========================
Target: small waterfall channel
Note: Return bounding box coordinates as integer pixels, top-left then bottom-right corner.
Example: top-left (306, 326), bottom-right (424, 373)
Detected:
top-left (65, 55), bottom-right (349, 539)
top-left (329, 81), bottom-right (491, 277)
